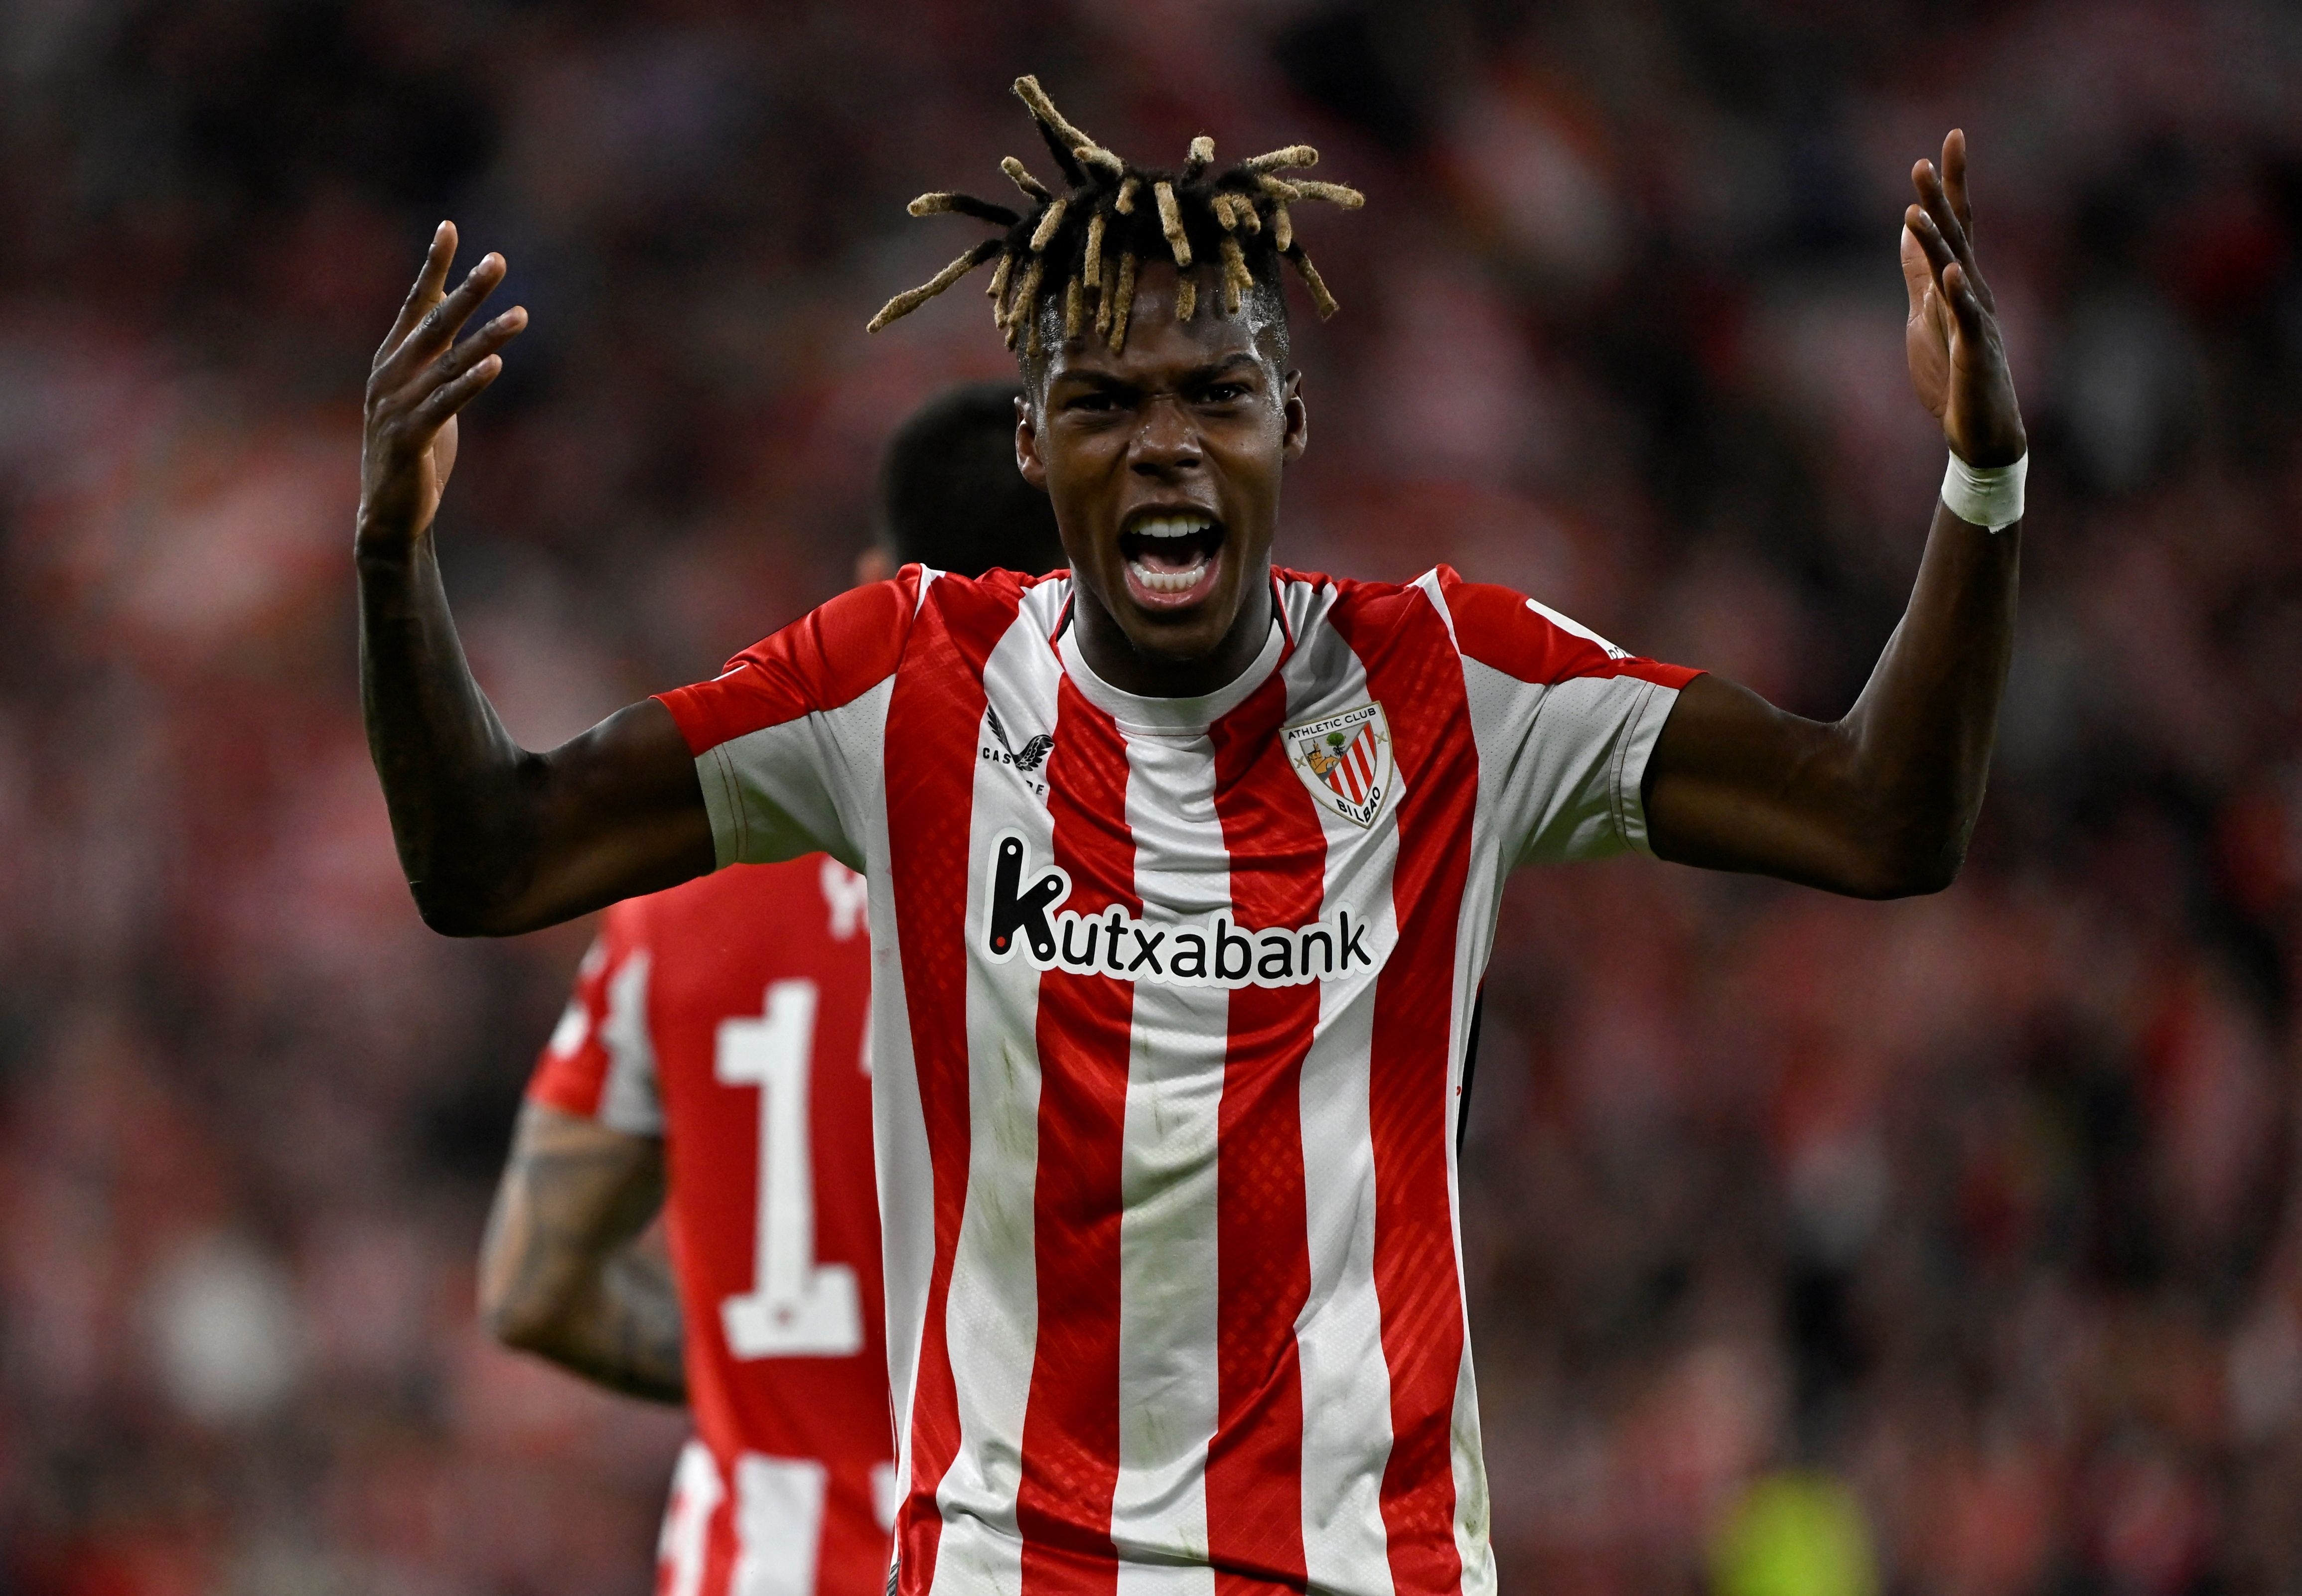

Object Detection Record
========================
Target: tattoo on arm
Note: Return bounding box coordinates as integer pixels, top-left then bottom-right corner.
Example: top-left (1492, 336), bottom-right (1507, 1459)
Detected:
top-left (479, 1102), bottom-right (686, 1404)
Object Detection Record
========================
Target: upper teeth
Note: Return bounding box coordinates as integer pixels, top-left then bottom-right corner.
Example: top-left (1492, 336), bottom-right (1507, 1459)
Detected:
top-left (1134, 515), bottom-right (1213, 539)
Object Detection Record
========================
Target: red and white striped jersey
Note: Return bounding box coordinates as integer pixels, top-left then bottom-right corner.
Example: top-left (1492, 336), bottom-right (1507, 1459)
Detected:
top-left (527, 858), bottom-right (894, 1596)
top-left (654, 564), bottom-right (1699, 1596)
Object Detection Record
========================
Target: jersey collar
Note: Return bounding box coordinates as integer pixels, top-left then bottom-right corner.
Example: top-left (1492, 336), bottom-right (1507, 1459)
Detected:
top-left (1057, 613), bottom-right (1286, 734)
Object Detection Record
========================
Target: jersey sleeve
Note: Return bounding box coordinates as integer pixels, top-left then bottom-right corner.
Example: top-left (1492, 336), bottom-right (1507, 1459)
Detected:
top-left (526, 899), bottom-right (665, 1136)
top-left (1437, 567), bottom-right (1703, 865)
top-left (651, 569), bottom-right (925, 872)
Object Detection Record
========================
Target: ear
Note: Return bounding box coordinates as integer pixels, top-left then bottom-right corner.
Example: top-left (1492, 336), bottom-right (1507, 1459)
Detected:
top-left (1281, 370), bottom-right (1308, 465)
top-left (1014, 393), bottom-right (1048, 487)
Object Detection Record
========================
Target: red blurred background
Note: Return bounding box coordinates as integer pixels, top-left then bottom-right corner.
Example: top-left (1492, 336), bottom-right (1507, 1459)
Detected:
top-left (2, 2), bottom-right (2300, 1592)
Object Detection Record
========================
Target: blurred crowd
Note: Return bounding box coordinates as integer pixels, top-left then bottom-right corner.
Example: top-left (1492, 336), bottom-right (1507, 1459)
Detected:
top-left (2, 1), bottom-right (2300, 1592)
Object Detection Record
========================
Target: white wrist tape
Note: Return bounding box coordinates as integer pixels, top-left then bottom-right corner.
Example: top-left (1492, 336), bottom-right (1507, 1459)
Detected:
top-left (1940, 450), bottom-right (2027, 531)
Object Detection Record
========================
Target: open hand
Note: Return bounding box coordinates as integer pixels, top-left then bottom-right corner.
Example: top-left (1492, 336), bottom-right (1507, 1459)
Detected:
top-left (1901, 131), bottom-right (2025, 468)
top-left (357, 223), bottom-right (527, 550)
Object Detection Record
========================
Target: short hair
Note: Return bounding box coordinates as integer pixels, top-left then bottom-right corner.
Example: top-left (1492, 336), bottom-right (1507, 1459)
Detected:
top-left (866, 77), bottom-right (1361, 381)
top-left (877, 382), bottom-right (1065, 577)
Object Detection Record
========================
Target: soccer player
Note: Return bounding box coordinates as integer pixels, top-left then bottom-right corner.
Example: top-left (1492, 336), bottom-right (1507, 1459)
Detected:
top-left (356, 79), bottom-right (2023, 1596)
top-left (473, 383), bottom-right (1063, 1596)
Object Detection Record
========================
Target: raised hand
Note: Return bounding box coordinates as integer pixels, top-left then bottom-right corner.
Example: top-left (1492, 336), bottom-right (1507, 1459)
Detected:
top-left (358, 223), bottom-right (528, 549)
top-left (1901, 130), bottom-right (2025, 468)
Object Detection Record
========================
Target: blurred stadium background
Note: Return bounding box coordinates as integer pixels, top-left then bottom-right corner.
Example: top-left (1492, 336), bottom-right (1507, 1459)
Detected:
top-left (3, 1), bottom-right (2301, 1592)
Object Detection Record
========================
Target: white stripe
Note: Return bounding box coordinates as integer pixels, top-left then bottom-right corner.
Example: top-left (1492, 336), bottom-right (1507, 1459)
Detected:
top-left (599, 948), bottom-right (665, 1135)
top-left (656, 1442), bottom-right (722, 1596)
top-left (925, 607), bottom-right (1067, 1596)
top-left (859, 668), bottom-right (935, 1491)
top-left (1280, 590), bottom-right (1400, 1596)
top-left (729, 1453), bottom-right (829, 1596)
top-left (1111, 717), bottom-right (1228, 1593)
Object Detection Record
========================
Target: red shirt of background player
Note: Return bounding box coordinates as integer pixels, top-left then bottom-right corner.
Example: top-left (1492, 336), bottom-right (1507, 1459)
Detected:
top-left (526, 857), bottom-right (888, 1596)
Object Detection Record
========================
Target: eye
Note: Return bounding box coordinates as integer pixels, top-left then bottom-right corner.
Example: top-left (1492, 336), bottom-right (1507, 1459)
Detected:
top-left (1200, 382), bottom-right (1251, 403)
top-left (1065, 391), bottom-right (1120, 413)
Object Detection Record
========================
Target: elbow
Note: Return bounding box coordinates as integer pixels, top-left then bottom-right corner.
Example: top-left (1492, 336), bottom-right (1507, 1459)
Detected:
top-left (1859, 855), bottom-right (1962, 900)
top-left (410, 879), bottom-right (527, 938)
top-left (478, 1277), bottom-right (563, 1354)
top-left (1842, 828), bottom-right (1969, 900)
top-left (413, 891), bottom-right (485, 938)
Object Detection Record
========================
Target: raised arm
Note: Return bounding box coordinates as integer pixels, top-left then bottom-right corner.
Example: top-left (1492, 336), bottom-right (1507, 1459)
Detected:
top-left (1643, 131), bottom-right (2026, 899)
top-left (357, 224), bottom-right (714, 935)
top-left (478, 1101), bottom-right (685, 1403)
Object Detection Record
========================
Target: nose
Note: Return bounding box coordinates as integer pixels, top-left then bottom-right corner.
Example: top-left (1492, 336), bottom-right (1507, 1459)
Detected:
top-left (1129, 394), bottom-right (1202, 478)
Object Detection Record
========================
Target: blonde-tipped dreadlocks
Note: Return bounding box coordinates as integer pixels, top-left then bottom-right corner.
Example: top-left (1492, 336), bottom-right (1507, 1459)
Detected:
top-left (867, 76), bottom-right (1363, 356)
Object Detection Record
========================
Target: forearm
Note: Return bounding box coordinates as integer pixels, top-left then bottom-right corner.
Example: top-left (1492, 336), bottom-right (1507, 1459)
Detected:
top-left (505, 1246), bottom-right (688, 1404)
top-left (1646, 499), bottom-right (2019, 897)
top-left (1833, 502), bottom-right (2019, 886)
top-left (357, 528), bottom-right (539, 931)
top-left (480, 1103), bottom-right (683, 1401)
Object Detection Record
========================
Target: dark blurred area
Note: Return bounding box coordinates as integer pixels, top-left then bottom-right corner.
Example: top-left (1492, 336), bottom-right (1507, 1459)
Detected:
top-left (2, 1), bottom-right (2300, 1592)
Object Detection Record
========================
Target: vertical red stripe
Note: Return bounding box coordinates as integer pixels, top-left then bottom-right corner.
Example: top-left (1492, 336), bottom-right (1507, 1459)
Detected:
top-left (701, 1472), bottom-right (736, 1596)
top-left (1014, 677), bottom-right (1138, 1594)
top-left (1331, 586), bottom-right (1476, 1596)
top-left (1203, 672), bottom-right (1320, 1594)
top-left (885, 578), bottom-right (1023, 1594)
top-left (1352, 733), bottom-right (1375, 786)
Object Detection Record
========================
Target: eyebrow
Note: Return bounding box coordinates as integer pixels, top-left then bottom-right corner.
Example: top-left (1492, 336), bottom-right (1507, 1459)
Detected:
top-left (1052, 352), bottom-right (1265, 392)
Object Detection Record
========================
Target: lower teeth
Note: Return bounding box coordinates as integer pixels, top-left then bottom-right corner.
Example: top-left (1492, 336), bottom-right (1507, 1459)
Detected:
top-left (1131, 558), bottom-right (1207, 594)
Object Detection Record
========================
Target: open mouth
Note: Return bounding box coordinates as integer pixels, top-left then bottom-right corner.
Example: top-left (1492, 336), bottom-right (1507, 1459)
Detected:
top-left (1119, 511), bottom-right (1226, 607)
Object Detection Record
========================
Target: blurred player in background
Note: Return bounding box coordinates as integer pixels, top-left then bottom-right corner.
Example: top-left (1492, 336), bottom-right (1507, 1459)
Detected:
top-left (475, 383), bottom-right (1064, 1596)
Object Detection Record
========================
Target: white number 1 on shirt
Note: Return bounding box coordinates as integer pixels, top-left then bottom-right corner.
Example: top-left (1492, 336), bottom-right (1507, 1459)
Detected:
top-left (715, 980), bottom-right (863, 1358)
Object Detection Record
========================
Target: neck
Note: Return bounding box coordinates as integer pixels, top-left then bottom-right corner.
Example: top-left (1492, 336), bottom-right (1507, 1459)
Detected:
top-left (1070, 563), bottom-right (1275, 698)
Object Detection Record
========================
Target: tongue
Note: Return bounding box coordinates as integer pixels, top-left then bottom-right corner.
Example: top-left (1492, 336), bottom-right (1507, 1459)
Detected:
top-left (1136, 540), bottom-right (1207, 573)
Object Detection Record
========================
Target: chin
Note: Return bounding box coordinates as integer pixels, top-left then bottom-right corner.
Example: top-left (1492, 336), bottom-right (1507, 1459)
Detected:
top-left (1118, 584), bottom-right (1241, 657)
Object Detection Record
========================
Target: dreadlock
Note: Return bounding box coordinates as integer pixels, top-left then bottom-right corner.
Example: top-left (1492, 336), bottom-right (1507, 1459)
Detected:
top-left (867, 76), bottom-right (1362, 366)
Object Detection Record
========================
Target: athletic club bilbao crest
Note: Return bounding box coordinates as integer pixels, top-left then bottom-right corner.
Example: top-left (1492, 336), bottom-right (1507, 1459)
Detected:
top-left (1284, 703), bottom-right (1394, 829)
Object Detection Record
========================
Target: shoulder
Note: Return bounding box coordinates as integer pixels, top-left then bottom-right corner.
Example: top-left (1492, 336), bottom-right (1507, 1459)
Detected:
top-left (654, 571), bottom-right (922, 755)
top-left (1284, 563), bottom-right (1696, 688)
top-left (1278, 563), bottom-right (1456, 661)
top-left (912, 564), bottom-right (1069, 650)
top-left (655, 567), bottom-right (1073, 756)
top-left (893, 565), bottom-right (1070, 687)
top-left (1420, 565), bottom-right (1699, 689)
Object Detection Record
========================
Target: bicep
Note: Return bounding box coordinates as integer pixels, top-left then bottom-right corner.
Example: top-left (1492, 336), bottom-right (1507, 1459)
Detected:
top-left (506, 699), bottom-right (716, 933)
top-left (1641, 672), bottom-right (1888, 894)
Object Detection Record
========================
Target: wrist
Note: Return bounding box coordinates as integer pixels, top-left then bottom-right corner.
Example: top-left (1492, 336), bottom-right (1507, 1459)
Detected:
top-left (354, 515), bottom-right (431, 568)
top-left (1940, 450), bottom-right (2026, 532)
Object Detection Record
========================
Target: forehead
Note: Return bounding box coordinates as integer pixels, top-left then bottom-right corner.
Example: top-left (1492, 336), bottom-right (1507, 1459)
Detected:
top-left (1043, 263), bottom-right (1271, 389)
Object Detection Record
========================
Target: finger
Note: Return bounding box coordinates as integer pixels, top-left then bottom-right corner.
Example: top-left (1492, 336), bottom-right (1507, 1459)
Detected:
top-left (410, 352), bottom-right (505, 430)
top-left (438, 306), bottom-right (529, 382)
top-left (376, 252), bottom-right (509, 386)
top-left (1905, 204), bottom-right (1958, 286)
top-left (1942, 129), bottom-right (1972, 240)
top-left (1911, 159), bottom-right (1975, 275)
top-left (388, 306), bottom-right (527, 412)
top-left (378, 223), bottom-right (458, 361)
top-left (1941, 261), bottom-right (1990, 339)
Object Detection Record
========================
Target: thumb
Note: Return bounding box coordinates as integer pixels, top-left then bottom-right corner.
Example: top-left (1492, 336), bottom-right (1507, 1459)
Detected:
top-left (1900, 226), bottom-right (1932, 319)
top-left (435, 415), bottom-right (461, 483)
